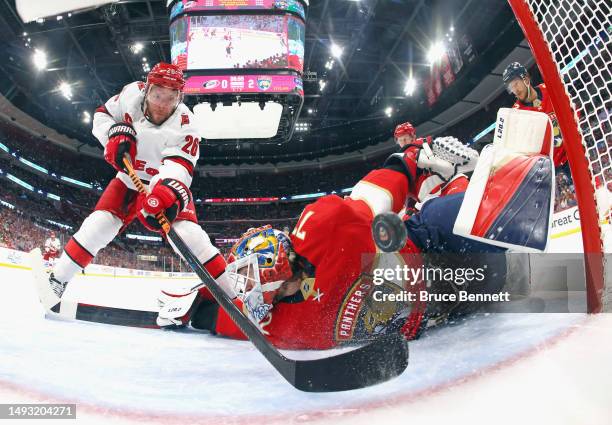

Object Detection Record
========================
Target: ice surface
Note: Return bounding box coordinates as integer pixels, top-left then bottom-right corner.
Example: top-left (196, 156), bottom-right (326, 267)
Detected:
top-left (1, 266), bottom-right (611, 424)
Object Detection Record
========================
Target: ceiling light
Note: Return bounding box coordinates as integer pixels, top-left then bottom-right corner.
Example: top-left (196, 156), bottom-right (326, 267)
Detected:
top-left (427, 41), bottom-right (446, 65)
top-left (58, 82), bottom-right (72, 100)
top-left (319, 80), bottom-right (327, 92)
top-left (307, 108), bottom-right (313, 114)
top-left (384, 106), bottom-right (393, 117)
top-left (330, 43), bottom-right (343, 59)
top-left (33, 49), bottom-right (47, 71)
top-left (404, 77), bottom-right (416, 96)
top-left (82, 111), bottom-right (91, 123)
top-left (132, 42), bottom-right (144, 54)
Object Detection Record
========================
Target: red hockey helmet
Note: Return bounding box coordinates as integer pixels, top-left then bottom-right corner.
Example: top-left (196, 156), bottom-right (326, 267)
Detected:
top-left (394, 121), bottom-right (416, 139)
top-left (146, 62), bottom-right (185, 91)
top-left (143, 63), bottom-right (185, 125)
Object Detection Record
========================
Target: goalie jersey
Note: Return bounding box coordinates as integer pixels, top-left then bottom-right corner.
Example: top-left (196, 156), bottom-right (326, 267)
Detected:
top-left (213, 170), bottom-right (414, 350)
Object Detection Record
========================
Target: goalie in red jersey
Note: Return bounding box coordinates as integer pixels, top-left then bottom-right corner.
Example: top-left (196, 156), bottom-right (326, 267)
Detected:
top-left (159, 122), bottom-right (522, 349)
top-left (161, 108), bottom-right (554, 350)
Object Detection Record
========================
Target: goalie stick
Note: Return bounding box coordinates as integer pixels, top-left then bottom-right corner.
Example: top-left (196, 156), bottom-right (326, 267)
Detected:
top-left (123, 156), bottom-right (409, 392)
top-left (28, 247), bottom-right (160, 326)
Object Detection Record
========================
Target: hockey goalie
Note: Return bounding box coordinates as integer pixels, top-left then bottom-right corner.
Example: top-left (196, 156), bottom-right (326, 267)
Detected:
top-left (158, 108), bottom-right (554, 349)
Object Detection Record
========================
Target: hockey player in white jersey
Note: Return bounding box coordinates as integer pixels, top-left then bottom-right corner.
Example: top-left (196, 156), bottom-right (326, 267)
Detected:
top-left (39, 62), bottom-right (235, 324)
top-left (43, 231), bottom-right (61, 265)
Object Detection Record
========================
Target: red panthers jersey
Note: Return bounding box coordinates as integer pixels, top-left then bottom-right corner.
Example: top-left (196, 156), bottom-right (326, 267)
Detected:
top-left (218, 195), bottom-right (378, 349)
top-left (214, 196), bottom-right (414, 349)
top-left (211, 169), bottom-right (416, 349)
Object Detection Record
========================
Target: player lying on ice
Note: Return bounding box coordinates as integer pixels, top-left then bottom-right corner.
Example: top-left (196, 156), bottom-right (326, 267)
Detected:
top-left (157, 108), bottom-right (554, 350)
top-left (35, 62), bottom-right (237, 311)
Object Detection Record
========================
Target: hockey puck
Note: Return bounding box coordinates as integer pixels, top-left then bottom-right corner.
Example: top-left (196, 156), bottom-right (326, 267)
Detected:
top-left (372, 212), bottom-right (407, 253)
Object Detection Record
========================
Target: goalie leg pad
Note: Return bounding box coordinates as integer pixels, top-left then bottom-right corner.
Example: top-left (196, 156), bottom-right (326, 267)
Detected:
top-left (471, 155), bottom-right (552, 249)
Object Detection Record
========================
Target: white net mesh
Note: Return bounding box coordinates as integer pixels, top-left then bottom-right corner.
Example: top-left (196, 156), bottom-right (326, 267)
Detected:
top-left (519, 0), bottom-right (611, 308)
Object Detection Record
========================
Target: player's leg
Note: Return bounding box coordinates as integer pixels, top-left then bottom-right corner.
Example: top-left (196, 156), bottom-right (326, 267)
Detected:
top-left (47, 178), bottom-right (136, 298)
top-left (156, 202), bottom-right (236, 327)
top-left (405, 193), bottom-right (507, 254)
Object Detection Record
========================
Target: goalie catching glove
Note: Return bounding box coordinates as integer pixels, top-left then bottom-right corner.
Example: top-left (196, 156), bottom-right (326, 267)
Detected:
top-left (137, 178), bottom-right (192, 231)
top-left (104, 122), bottom-right (137, 173)
top-left (384, 136), bottom-right (478, 202)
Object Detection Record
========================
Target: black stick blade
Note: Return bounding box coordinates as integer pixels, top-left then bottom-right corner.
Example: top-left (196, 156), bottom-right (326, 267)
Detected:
top-left (292, 333), bottom-right (409, 392)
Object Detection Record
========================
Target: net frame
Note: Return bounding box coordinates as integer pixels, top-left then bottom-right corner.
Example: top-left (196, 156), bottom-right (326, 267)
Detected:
top-left (508, 0), bottom-right (611, 312)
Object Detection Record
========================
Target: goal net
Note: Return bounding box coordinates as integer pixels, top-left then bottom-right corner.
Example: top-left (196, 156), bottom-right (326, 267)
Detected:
top-left (508, 0), bottom-right (611, 312)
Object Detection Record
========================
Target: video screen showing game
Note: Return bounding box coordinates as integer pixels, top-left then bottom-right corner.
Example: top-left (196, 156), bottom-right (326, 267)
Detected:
top-left (169, 0), bottom-right (307, 21)
top-left (170, 14), bottom-right (305, 73)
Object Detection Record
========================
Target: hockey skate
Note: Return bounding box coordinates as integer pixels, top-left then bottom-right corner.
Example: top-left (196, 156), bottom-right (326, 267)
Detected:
top-left (28, 248), bottom-right (66, 311)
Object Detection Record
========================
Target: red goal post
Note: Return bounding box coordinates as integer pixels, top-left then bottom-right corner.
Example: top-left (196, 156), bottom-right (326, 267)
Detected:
top-left (508, 0), bottom-right (611, 312)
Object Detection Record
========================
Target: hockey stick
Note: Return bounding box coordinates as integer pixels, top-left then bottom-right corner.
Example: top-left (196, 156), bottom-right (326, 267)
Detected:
top-left (28, 247), bottom-right (163, 327)
top-left (124, 156), bottom-right (409, 392)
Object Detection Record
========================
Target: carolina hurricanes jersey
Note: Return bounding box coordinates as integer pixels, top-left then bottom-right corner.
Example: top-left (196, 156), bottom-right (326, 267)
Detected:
top-left (512, 83), bottom-right (567, 167)
top-left (92, 81), bottom-right (200, 190)
top-left (44, 237), bottom-right (61, 253)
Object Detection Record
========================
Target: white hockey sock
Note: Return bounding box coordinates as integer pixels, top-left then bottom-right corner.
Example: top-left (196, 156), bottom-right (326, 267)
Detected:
top-left (54, 210), bottom-right (123, 284)
top-left (170, 220), bottom-right (237, 298)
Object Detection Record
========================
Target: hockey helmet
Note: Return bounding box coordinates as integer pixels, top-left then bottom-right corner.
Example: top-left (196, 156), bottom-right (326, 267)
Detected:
top-left (143, 62), bottom-right (185, 125)
top-left (226, 226), bottom-right (295, 322)
top-left (394, 121), bottom-right (416, 140)
top-left (147, 62), bottom-right (185, 91)
top-left (502, 62), bottom-right (528, 84)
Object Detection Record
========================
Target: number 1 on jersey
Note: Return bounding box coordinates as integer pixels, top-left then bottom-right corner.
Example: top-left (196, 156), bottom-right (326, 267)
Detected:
top-left (292, 211), bottom-right (314, 241)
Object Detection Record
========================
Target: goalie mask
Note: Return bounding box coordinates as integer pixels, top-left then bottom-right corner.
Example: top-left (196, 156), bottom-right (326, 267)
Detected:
top-left (226, 226), bottom-right (295, 322)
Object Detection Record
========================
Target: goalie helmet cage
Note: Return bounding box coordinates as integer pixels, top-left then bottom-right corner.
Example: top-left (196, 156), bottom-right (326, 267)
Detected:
top-left (508, 0), bottom-right (611, 312)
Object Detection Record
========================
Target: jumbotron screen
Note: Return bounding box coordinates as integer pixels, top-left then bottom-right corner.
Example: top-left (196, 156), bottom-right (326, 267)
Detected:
top-left (169, 0), bottom-right (307, 21)
top-left (170, 14), bottom-right (305, 73)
